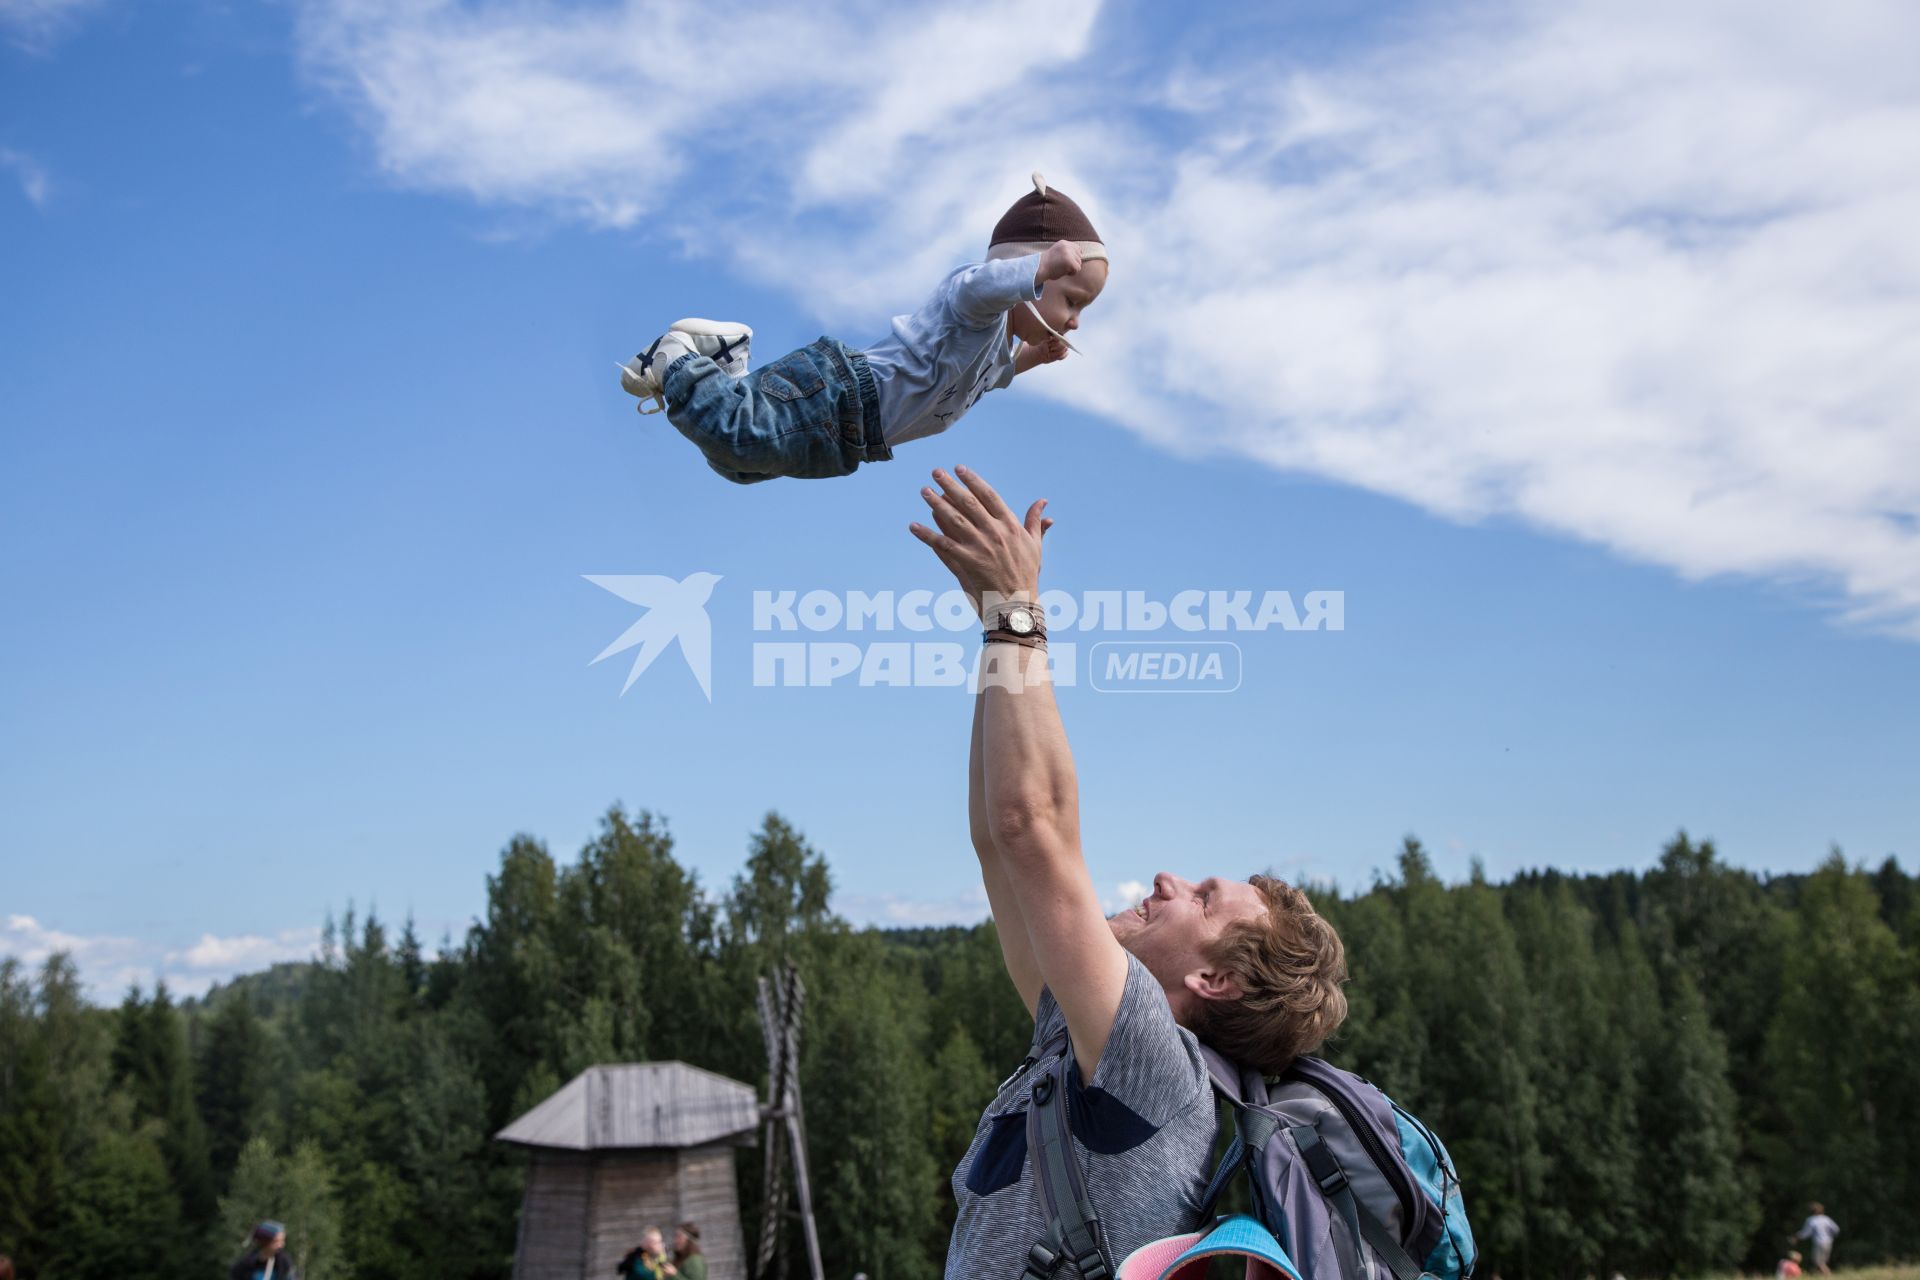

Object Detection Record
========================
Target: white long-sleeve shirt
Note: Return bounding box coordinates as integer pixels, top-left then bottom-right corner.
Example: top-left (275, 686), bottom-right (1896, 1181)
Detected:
top-left (862, 254), bottom-right (1042, 446)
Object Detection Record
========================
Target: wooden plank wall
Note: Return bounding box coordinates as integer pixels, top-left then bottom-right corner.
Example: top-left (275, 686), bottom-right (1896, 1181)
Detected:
top-left (573, 1148), bottom-right (748, 1280)
top-left (516, 1152), bottom-right (591, 1280)
top-left (519, 1147), bottom-right (749, 1280)
top-left (677, 1146), bottom-right (748, 1280)
top-left (586, 1151), bottom-right (677, 1277)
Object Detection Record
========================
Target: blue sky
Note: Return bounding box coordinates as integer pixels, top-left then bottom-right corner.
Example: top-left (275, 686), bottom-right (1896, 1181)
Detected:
top-left (3, 0), bottom-right (1916, 996)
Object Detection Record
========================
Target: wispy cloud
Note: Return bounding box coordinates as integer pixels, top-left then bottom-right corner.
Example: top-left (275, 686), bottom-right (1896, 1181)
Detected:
top-left (1107, 879), bottom-right (1149, 917)
top-left (2, 913), bottom-right (319, 998)
top-left (838, 878), bottom-right (1169, 926)
top-left (0, 147), bottom-right (51, 207)
top-left (0, 0), bottom-right (106, 52)
top-left (296, 0), bottom-right (1920, 636)
top-left (837, 885), bottom-right (991, 928)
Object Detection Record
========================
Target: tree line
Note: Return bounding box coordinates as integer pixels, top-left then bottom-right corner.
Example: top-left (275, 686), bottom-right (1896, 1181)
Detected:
top-left (2, 809), bottom-right (1915, 1280)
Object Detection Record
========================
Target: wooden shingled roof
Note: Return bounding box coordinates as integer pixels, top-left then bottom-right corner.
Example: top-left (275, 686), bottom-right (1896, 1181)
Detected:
top-left (495, 1061), bottom-right (761, 1151)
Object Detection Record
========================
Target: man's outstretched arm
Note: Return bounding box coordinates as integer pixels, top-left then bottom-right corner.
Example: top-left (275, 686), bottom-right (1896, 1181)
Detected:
top-left (972, 689), bottom-right (1041, 1016)
top-left (915, 466), bottom-right (1129, 1074)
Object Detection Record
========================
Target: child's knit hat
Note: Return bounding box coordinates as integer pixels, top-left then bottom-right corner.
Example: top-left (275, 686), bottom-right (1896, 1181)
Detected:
top-left (988, 172), bottom-right (1107, 264)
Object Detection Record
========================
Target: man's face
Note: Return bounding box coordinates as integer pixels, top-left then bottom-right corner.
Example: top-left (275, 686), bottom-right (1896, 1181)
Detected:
top-left (1108, 873), bottom-right (1266, 1011)
top-left (262, 1233), bottom-right (285, 1257)
top-left (642, 1231), bottom-right (664, 1256)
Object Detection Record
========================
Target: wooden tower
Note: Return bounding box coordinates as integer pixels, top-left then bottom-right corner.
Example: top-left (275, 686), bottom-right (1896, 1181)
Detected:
top-left (498, 1061), bottom-right (760, 1280)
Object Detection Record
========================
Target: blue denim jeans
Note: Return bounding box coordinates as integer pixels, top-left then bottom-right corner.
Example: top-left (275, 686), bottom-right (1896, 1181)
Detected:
top-left (661, 336), bottom-right (890, 484)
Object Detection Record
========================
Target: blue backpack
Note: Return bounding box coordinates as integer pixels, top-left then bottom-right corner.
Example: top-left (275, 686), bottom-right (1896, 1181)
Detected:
top-left (1022, 1032), bottom-right (1476, 1280)
top-left (1197, 1049), bottom-right (1477, 1280)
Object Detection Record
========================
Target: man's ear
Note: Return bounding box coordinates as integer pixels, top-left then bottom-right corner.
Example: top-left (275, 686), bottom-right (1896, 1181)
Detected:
top-left (1184, 967), bottom-right (1244, 1004)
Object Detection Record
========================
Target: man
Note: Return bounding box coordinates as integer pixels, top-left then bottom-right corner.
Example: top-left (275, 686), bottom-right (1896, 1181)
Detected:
top-left (229, 1221), bottom-right (296, 1280)
top-left (910, 466), bottom-right (1350, 1278)
top-left (1793, 1203), bottom-right (1839, 1275)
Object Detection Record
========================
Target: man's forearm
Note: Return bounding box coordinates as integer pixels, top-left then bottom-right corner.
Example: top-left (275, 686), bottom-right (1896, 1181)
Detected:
top-left (981, 641), bottom-right (1079, 849)
top-left (972, 689), bottom-right (1042, 1011)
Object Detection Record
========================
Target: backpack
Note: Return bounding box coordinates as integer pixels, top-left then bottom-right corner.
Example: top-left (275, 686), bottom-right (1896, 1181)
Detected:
top-left (1195, 1048), bottom-right (1476, 1280)
top-left (1022, 1030), bottom-right (1475, 1280)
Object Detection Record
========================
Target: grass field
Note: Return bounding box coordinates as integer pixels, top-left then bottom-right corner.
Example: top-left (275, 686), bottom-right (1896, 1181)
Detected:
top-left (1698, 1269), bottom-right (1918, 1280)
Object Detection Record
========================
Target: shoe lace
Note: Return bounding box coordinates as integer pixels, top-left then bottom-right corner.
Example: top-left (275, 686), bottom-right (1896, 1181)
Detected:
top-left (618, 335), bottom-right (671, 415)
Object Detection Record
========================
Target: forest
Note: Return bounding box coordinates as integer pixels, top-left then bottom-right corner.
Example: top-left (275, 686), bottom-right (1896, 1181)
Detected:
top-left (2, 808), bottom-right (1915, 1280)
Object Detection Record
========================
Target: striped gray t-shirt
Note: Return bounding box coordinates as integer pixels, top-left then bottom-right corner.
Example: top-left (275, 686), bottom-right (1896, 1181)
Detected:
top-left (945, 953), bottom-right (1220, 1278)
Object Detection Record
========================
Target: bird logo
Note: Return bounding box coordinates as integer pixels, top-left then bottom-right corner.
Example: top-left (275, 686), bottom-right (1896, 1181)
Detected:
top-left (585, 572), bottom-right (723, 699)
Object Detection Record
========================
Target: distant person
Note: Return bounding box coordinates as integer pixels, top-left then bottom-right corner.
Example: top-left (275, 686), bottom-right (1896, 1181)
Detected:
top-left (617, 1227), bottom-right (675, 1279)
top-left (229, 1221), bottom-right (297, 1280)
top-left (1793, 1203), bottom-right (1839, 1275)
top-left (1, 1251), bottom-right (14, 1280)
top-left (671, 1224), bottom-right (706, 1280)
top-left (1778, 1249), bottom-right (1804, 1278)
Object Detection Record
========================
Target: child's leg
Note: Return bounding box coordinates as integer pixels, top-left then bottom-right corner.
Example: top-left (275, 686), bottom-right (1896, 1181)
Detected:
top-left (661, 338), bottom-right (890, 483)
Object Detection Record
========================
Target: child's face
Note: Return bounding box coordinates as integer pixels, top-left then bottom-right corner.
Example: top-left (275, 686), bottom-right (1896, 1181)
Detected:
top-left (1012, 258), bottom-right (1108, 345)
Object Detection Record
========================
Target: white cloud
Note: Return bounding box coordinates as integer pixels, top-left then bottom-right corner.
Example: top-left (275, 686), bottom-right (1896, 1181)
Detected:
top-left (0, 148), bottom-right (50, 207)
top-left (296, 0), bottom-right (1920, 636)
top-left (172, 927), bottom-right (321, 973)
top-left (0, 0), bottom-right (105, 51)
top-left (1, 914), bottom-right (320, 999)
top-left (1107, 879), bottom-right (1148, 917)
top-left (837, 885), bottom-right (991, 927)
top-left (294, 0), bottom-right (1100, 235)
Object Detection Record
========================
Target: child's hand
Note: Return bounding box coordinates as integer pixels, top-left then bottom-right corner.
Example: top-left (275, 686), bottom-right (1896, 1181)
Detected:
top-left (1013, 335), bottom-right (1071, 377)
top-left (1038, 239), bottom-right (1083, 283)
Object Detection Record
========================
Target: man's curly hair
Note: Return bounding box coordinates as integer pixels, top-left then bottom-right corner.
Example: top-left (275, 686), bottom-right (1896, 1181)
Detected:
top-left (1191, 875), bottom-right (1348, 1075)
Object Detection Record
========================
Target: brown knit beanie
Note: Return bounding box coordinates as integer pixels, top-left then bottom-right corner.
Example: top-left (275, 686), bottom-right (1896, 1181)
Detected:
top-left (988, 172), bottom-right (1107, 264)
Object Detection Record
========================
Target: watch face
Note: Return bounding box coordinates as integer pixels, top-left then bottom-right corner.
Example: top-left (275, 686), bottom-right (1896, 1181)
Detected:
top-left (1007, 607), bottom-right (1035, 634)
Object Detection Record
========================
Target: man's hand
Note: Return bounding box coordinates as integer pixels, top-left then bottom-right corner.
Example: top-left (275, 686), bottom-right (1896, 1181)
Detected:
top-left (1038, 239), bottom-right (1084, 284)
top-left (909, 467), bottom-right (1052, 617)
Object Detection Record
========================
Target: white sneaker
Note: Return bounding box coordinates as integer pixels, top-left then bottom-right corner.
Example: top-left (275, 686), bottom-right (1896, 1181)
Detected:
top-left (618, 318), bottom-right (753, 414)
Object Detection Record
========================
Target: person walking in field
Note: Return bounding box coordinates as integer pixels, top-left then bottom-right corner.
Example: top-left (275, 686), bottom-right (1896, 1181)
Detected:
top-left (1793, 1203), bottom-right (1839, 1275)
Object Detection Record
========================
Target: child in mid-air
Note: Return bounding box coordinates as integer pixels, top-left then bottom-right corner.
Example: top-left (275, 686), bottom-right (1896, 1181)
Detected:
top-left (618, 173), bottom-right (1108, 483)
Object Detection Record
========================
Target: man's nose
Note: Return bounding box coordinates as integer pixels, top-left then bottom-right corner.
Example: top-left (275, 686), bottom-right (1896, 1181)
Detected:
top-left (1152, 873), bottom-right (1183, 897)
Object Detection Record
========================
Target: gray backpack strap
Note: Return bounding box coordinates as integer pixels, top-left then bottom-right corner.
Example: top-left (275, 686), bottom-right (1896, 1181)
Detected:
top-left (1290, 1124), bottom-right (1427, 1280)
top-left (1024, 1034), bottom-right (1115, 1280)
top-left (1198, 1044), bottom-right (1282, 1218)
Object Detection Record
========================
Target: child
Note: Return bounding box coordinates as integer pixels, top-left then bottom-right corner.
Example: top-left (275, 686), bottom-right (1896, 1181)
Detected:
top-left (618, 173), bottom-right (1108, 483)
top-left (1778, 1250), bottom-right (1803, 1279)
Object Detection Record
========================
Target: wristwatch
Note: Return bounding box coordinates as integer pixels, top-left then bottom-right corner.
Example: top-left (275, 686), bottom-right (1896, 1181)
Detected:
top-left (981, 598), bottom-right (1047, 646)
